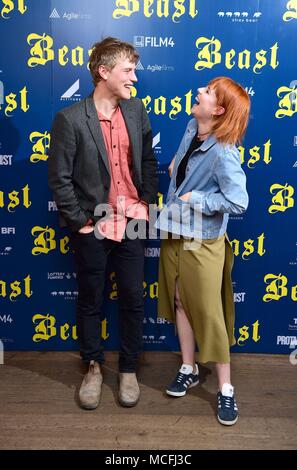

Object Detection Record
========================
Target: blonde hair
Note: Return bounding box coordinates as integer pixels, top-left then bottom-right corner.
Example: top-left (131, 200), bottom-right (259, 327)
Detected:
top-left (209, 77), bottom-right (250, 145)
top-left (89, 37), bottom-right (139, 86)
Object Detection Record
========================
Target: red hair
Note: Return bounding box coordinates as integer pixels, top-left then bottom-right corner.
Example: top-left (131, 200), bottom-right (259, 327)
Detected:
top-left (209, 77), bottom-right (250, 145)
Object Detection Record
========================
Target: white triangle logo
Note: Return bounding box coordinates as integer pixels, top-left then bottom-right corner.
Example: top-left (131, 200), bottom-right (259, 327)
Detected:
top-left (61, 79), bottom-right (80, 99)
top-left (50, 8), bottom-right (60, 19)
top-left (136, 61), bottom-right (144, 71)
top-left (153, 132), bottom-right (160, 148)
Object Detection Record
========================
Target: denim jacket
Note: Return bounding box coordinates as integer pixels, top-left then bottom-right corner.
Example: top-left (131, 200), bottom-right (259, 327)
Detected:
top-left (156, 118), bottom-right (248, 239)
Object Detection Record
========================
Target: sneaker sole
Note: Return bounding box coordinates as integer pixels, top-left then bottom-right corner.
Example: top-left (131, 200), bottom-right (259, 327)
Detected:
top-left (118, 397), bottom-right (139, 407)
top-left (79, 401), bottom-right (99, 410)
top-left (166, 379), bottom-right (199, 397)
top-left (217, 415), bottom-right (238, 426)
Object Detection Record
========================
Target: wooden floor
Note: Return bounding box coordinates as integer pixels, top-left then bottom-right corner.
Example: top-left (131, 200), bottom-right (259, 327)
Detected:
top-left (0, 351), bottom-right (296, 450)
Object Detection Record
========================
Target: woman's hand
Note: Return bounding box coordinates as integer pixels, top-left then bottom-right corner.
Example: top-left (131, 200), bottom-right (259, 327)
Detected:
top-left (168, 156), bottom-right (176, 177)
top-left (179, 192), bottom-right (192, 202)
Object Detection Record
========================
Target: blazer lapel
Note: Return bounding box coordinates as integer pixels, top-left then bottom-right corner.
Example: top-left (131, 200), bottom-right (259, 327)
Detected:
top-left (85, 95), bottom-right (110, 174)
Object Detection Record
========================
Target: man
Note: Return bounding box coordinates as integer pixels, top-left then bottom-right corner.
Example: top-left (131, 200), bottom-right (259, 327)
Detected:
top-left (48, 37), bottom-right (158, 409)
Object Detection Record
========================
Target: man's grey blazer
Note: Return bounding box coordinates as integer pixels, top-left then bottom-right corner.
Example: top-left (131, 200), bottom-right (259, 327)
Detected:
top-left (48, 95), bottom-right (158, 232)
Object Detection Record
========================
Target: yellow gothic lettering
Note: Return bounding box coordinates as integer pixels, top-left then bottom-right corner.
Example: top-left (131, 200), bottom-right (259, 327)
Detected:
top-left (29, 131), bottom-right (51, 163)
top-left (109, 272), bottom-right (118, 300)
top-left (112, 0), bottom-right (198, 21)
top-left (237, 321), bottom-right (260, 346)
top-left (27, 33), bottom-right (54, 67)
top-left (239, 139), bottom-right (272, 168)
top-left (269, 183), bottom-right (294, 213)
top-left (283, 0), bottom-right (297, 21)
top-left (32, 314), bottom-right (57, 342)
top-left (1, 86), bottom-right (29, 116)
top-left (263, 274), bottom-right (288, 302)
top-left (1, 0), bottom-right (27, 19)
top-left (150, 282), bottom-right (158, 299)
top-left (60, 236), bottom-right (70, 254)
top-left (195, 38), bottom-right (279, 73)
top-left (101, 319), bottom-right (109, 340)
top-left (31, 226), bottom-right (56, 255)
top-left (112, 0), bottom-right (140, 19)
top-left (230, 233), bottom-right (266, 259)
top-left (275, 85), bottom-right (297, 118)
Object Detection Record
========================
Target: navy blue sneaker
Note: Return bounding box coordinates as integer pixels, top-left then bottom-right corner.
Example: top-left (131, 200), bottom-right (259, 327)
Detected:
top-left (166, 363), bottom-right (199, 397)
top-left (217, 383), bottom-right (238, 425)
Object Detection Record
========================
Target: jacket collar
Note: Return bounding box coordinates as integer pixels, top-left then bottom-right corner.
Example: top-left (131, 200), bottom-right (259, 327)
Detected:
top-left (85, 94), bottom-right (139, 176)
top-left (187, 118), bottom-right (218, 152)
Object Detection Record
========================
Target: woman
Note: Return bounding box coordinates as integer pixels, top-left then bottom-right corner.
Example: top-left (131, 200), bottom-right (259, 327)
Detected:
top-left (157, 77), bottom-right (250, 425)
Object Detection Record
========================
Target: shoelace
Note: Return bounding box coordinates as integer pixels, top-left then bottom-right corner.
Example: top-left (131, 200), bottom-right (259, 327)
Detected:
top-left (177, 373), bottom-right (185, 383)
top-left (220, 394), bottom-right (235, 409)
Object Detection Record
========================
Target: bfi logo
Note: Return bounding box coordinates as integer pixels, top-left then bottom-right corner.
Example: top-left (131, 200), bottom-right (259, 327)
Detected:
top-left (133, 36), bottom-right (175, 48)
top-left (1, 227), bottom-right (15, 235)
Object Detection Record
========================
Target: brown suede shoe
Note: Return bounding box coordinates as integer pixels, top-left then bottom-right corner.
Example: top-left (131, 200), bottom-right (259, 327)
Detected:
top-left (118, 372), bottom-right (140, 407)
top-left (79, 360), bottom-right (103, 410)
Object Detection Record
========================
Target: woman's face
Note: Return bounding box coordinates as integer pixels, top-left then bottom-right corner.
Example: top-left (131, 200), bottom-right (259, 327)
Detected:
top-left (191, 85), bottom-right (218, 121)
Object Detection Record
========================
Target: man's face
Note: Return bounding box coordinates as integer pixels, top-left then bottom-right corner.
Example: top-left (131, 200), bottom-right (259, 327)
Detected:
top-left (102, 55), bottom-right (138, 100)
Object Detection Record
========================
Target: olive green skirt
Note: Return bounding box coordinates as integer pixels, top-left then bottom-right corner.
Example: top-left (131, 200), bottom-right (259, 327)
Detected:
top-left (158, 235), bottom-right (236, 364)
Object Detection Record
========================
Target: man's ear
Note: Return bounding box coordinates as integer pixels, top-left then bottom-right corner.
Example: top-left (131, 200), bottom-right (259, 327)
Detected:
top-left (98, 64), bottom-right (109, 81)
top-left (215, 105), bottom-right (225, 116)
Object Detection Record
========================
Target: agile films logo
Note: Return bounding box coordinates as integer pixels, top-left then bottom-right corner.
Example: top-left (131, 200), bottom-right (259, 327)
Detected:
top-left (49, 7), bottom-right (91, 20)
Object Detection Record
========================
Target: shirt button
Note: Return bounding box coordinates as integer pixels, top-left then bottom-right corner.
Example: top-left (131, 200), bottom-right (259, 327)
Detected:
top-left (115, 163), bottom-right (118, 166)
top-left (113, 145), bottom-right (116, 149)
top-left (117, 181), bottom-right (120, 184)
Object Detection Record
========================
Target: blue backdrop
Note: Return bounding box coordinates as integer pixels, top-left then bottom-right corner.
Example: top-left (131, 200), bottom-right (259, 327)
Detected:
top-left (0, 0), bottom-right (297, 355)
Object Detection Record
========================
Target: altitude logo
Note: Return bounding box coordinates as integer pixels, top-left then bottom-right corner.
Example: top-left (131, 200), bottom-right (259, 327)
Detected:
top-left (60, 79), bottom-right (81, 102)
